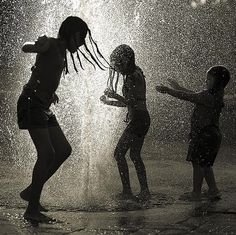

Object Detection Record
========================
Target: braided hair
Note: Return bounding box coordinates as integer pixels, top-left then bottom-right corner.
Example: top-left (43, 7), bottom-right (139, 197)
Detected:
top-left (58, 16), bottom-right (108, 74)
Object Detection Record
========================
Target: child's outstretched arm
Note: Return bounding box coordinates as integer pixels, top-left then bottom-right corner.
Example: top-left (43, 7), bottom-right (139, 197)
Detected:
top-left (22, 35), bottom-right (50, 53)
top-left (156, 85), bottom-right (214, 106)
top-left (100, 95), bottom-right (126, 107)
top-left (168, 79), bottom-right (195, 93)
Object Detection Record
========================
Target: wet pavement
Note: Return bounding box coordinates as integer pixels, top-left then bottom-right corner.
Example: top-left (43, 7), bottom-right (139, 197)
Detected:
top-left (1, 194), bottom-right (235, 234)
top-left (0, 143), bottom-right (235, 234)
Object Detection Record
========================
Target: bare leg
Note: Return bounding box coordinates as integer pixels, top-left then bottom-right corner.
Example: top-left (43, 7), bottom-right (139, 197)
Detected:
top-left (114, 130), bottom-right (135, 197)
top-left (204, 166), bottom-right (221, 199)
top-left (204, 166), bottom-right (217, 191)
top-left (192, 163), bottom-right (204, 196)
top-left (130, 136), bottom-right (150, 200)
top-left (21, 126), bottom-right (72, 209)
top-left (24, 128), bottom-right (55, 222)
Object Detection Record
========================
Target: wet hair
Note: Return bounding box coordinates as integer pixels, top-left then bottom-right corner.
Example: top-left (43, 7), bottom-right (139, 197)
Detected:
top-left (108, 44), bottom-right (135, 91)
top-left (58, 16), bottom-right (108, 74)
top-left (207, 66), bottom-right (230, 92)
top-left (110, 44), bottom-right (135, 70)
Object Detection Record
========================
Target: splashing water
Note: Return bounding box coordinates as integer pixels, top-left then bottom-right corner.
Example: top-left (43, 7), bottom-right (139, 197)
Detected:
top-left (1, 0), bottom-right (235, 211)
top-left (7, 0), bottom-right (143, 210)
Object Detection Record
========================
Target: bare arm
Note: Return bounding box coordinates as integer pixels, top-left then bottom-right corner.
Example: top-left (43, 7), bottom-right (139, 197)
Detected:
top-left (22, 35), bottom-right (50, 53)
top-left (104, 89), bottom-right (136, 106)
top-left (168, 79), bottom-right (195, 93)
top-left (109, 93), bottom-right (135, 106)
top-left (100, 95), bottom-right (126, 107)
top-left (156, 85), bottom-right (214, 106)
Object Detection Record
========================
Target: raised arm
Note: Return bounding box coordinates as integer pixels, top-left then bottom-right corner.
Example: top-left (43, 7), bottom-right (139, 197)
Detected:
top-left (156, 85), bottom-right (214, 106)
top-left (22, 35), bottom-right (50, 53)
top-left (168, 79), bottom-right (195, 93)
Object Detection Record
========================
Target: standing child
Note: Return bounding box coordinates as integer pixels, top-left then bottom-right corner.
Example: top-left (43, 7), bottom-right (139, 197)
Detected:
top-left (17, 16), bottom-right (107, 222)
top-left (156, 66), bottom-right (230, 201)
top-left (100, 44), bottom-right (151, 201)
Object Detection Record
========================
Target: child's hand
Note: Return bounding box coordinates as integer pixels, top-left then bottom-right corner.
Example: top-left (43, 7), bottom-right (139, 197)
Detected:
top-left (100, 95), bottom-right (108, 104)
top-left (168, 79), bottom-right (181, 90)
top-left (156, 85), bottom-right (168, 94)
top-left (104, 88), bottom-right (116, 98)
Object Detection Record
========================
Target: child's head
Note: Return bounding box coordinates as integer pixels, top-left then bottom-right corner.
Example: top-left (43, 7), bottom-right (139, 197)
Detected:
top-left (206, 66), bottom-right (230, 92)
top-left (58, 16), bottom-right (88, 52)
top-left (58, 16), bottom-right (108, 73)
top-left (110, 44), bottom-right (135, 75)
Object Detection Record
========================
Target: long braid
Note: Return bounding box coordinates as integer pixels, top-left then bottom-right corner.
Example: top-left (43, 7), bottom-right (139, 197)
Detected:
top-left (76, 51), bottom-right (84, 70)
top-left (114, 72), bottom-right (120, 92)
top-left (88, 35), bottom-right (108, 69)
top-left (107, 68), bottom-right (112, 88)
top-left (107, 68), bottom-right (116, 91)
top-left (70, 52), bottom-right (78, 73)
top-left (78, 48), bottom-right (96, 70)
top-left (64, 52), bottom-right (69, 74)
top-left (88, 30), bottom-right (110, 66)
top-left (84, 42), bottom-right (105, 70)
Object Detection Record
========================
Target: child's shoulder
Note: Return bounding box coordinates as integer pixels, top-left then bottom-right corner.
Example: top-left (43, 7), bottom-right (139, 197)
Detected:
top-left (34, 35), bottom-right (51, 52)
top-left (130, 66), bottom-right (144, 80)
top-left (35, 36), bottom-right (59, 53)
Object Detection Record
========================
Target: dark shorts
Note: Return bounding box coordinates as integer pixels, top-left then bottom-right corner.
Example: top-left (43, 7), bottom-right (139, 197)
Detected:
top-left (187, 126), bottom-right (222, 167)
top-left (17, 90), bottom-right (59, 130)
top-left (126, 110), bottom-right (150, 137)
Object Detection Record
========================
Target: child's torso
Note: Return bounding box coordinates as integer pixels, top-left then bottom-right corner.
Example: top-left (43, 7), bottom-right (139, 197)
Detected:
top-left (123, 66), bottom-right (148, 117)
top-left (191, 90), bottom-right (224, 134)
top-left (25, 38), bottom-right (65, 102)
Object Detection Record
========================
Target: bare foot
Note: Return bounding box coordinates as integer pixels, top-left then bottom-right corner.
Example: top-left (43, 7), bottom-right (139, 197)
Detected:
top-left (136, 190), bottom-right (151, 202)
top-left (24, 211), bottom-right (56, 223)
top-left (207, 190), bottom-right (222, 201)
top-left (179, 192), bottom-right (201, 201)
top-left (20, 189), bottom-right (49, 212)
top-left (116, 192), bottom-right (135, 200)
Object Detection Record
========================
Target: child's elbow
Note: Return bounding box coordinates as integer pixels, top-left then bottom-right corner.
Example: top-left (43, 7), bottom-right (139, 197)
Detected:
top-left (22, 44), bottom-right (34, 53)
top-left (22, 44), bottom-right (28, 52)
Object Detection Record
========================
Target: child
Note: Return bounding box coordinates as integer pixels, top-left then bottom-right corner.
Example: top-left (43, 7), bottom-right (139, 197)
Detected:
top-left (156, 66), bottom-right (230, 201)
top-left (17, 16), bottom-right (107, 222)
top-left (100, 44), bottom-right (151, 201)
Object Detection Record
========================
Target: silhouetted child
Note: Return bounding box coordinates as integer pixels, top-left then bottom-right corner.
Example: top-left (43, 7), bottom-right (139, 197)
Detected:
top-left (156, 66), bottom-right (230, 201)
top-left (17, 16), bottom-right (107, 222)
top-left (100, 44), bottom-right (151, 201)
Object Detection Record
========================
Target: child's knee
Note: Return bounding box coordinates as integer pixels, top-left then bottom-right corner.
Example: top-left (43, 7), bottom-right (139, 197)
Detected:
top-left (58, 143), bottom-right (72, 160)
top-left (130, 153), bottom-right (138, 163)
top-left (38, 147), bottom-right (55, 165)
top-left (114, 148), bottom-right (125, 162)
top-left (64, 143), bottom-right (72, 158)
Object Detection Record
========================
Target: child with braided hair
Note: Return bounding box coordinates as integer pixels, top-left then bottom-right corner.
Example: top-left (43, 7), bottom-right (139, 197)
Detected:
top-left (17, 16), bottom-right (107, 222)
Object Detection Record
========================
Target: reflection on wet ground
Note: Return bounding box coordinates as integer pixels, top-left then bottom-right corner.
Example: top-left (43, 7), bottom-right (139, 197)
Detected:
top-left (0, 143), bottom-right (235, 234)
